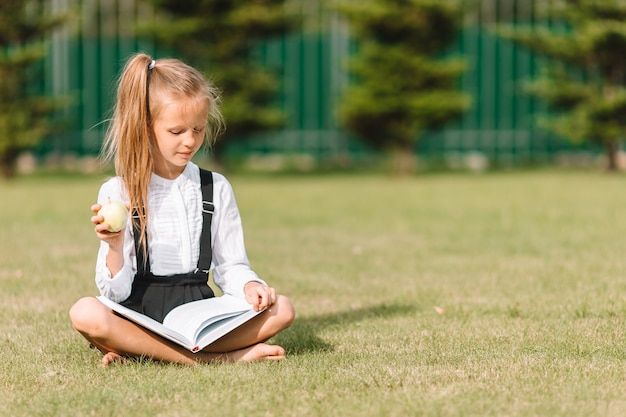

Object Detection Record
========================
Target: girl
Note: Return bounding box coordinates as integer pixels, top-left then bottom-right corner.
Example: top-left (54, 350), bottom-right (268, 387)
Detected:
top-left (69, 53), bottom-right (295, 366)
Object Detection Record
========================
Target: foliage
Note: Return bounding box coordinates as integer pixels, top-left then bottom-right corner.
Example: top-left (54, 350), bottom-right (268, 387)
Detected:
top-left (495, 0), bottom-right (626, 170)
top-left (140, 0), bottom-right (300, 163)
top-left (334, 0), bottom-right (470, 173)
top-left (0, 0), bottom-right (68, 178)
top-left (4, 172), bottom-right (626, 416)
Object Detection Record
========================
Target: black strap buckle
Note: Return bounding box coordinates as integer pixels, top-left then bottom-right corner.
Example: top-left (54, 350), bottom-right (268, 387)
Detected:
top-left (202, 201), bottom-right (214, 214)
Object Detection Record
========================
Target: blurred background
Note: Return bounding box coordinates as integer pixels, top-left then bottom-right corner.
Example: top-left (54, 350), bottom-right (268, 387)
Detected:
top-left (2, 0), bottom-right (625, 177)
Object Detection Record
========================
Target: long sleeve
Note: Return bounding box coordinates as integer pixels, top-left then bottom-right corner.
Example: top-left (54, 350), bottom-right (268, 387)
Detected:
top-left (210, 173), bottom-right (266, 298)
top-left (94, 177), bottom-right (136, 302)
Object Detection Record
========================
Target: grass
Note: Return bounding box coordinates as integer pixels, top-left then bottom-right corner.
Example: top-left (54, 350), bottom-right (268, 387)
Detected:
top-left (2, 170), bottom-right (626, 416)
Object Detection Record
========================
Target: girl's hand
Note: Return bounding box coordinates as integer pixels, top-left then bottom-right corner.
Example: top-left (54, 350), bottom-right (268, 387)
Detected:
top-left (244, 282), bottom-right (277, 311)
top-left (90, 203), bottom-right (126, 248)
top-left (91, 203), bottom-right (129, 277)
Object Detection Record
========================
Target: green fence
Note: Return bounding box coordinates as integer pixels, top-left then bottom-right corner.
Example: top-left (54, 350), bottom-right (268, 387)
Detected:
top-left (37, 0), bottom-right (594, 168)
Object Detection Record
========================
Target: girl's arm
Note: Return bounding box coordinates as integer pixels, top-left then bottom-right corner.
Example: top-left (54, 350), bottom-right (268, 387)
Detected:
top-left (210, 173), bottom-right (267, 299)
top-left (93, 178), bottom-right (136, 302)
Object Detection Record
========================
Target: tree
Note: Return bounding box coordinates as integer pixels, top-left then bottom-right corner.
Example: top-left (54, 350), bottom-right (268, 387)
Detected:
top-left (140, 0), bottom-right (300, 165)
top-left (496, 0), bottom-right (626, 171)
top-left (0, 0), bottom-right (67, 178)
top-left (335, 0), bottom-right (470, 174)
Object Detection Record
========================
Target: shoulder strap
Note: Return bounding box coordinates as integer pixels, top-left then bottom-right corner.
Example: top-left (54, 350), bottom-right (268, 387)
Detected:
top-left (197, 168), bottom-right (214, 272)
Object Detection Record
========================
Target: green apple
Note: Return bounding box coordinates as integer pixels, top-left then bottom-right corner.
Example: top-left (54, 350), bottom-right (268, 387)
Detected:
top-left (98, 198), bottom-right (128, 232)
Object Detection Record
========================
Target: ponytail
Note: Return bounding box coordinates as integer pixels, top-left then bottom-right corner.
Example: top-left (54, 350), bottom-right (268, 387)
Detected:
top-left (102, 53), bottom-right (154, 257)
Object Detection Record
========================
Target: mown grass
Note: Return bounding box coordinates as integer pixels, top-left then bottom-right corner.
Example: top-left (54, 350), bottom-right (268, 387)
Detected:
top-left (2, 170), bottom-right (626, 416)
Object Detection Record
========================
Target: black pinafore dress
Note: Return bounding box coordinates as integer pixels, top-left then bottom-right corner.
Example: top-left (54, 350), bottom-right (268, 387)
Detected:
top-left (120, 169), bottom-right (215, 323)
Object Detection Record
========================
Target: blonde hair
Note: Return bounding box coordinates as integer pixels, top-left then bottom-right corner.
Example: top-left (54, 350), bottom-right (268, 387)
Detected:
top-left (101, 52), bottom-right (224, 255)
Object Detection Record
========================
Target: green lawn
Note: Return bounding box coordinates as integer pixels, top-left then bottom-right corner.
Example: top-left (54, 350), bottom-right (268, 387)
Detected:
top-left (2, 170), bottom-right (626, 416)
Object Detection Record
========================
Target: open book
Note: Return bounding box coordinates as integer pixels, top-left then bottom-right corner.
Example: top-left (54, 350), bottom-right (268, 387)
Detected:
top-left (97, 294), bottom-right (265, 353)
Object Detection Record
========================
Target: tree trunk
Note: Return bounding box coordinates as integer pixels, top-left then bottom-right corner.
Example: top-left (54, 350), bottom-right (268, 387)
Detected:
top-left (0, 149), bottom-right (18, 179)
top-left (605, 141), bottom-right (619, 172)
top-left (390, 143), bottom-right (417, 176)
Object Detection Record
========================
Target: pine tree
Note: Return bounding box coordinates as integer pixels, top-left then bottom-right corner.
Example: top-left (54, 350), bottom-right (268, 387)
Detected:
top-left (140, 0), bottom-right (300, 165)
top-left (0, 0), bottom-right (67, 178)
top-left (496, 0), bottom-right (626, 171)
top-left (335, 0), bottom-right (470, 174)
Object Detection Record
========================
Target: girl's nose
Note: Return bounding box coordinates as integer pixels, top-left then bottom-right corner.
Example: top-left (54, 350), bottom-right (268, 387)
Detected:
top-left (182, 131), bottom-right (197, 146)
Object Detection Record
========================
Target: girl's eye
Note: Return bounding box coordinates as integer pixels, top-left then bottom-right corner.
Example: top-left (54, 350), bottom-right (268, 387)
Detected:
top-left (193, 127), bottom-right (203, 133)
top-left (170, 130), bottom-right (182, 135)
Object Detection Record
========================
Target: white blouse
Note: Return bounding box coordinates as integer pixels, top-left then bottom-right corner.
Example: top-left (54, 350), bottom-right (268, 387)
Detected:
top-left (94, 162), bottom-right (265, 302)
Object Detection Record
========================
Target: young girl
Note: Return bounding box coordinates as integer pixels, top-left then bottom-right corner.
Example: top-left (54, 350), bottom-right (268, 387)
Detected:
top-left (69, 53), bottom-right (295, 366)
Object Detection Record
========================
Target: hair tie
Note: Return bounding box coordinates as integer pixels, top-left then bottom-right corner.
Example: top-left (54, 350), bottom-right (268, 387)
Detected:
top-left (148, 60), bottom-right (156, 71)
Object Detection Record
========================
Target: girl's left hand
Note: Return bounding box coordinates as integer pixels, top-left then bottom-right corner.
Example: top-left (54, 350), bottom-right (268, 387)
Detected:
top-left (244, 282), bottom-right (277, 311)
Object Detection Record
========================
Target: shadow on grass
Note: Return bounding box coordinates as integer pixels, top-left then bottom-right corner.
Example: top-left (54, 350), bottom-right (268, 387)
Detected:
top-left (273, 303), bottom-right (417, 355)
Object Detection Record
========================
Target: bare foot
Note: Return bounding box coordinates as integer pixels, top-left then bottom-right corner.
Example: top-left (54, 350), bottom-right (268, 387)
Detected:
top-left (101, 351), bottom-right (126, 367)
top-left (225, 343), bottom-right (286, 363)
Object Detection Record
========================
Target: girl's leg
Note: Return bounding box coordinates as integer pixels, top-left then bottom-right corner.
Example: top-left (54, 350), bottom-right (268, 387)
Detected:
top-left (204, 294), bottom-right (296, 353)
top-left (71, 297), bottom-right (207, 365)
top-left (69, 296), bottom-right (294, 366)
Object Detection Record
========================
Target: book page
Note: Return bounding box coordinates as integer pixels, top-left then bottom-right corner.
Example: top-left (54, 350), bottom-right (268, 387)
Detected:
top-left (194, 308), bottom-right (264, 350)
top-left (162, 294), bottom-right (254, 343)
top-left (96, 296), bottom-right (193, 349)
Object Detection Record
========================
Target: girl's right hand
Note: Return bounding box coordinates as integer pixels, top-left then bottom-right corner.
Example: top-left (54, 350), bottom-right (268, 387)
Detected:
top-left (90, 204), bottom-right (126, 247)
top-left (91, 203), bottom-right (128, 277)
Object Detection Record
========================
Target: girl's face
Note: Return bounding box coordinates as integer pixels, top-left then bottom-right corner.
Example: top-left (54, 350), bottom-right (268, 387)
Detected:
top-left (151, 97), bottom-right (208, 179)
